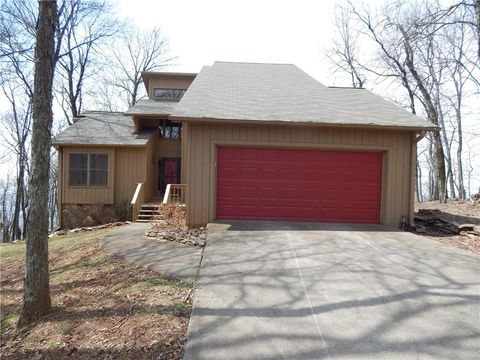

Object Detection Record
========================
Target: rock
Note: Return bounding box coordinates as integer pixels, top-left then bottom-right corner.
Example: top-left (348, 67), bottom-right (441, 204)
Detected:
top-left (145, 230), bottom-right (158, 238)
top-left (81, 216), bottom-right (95, 227)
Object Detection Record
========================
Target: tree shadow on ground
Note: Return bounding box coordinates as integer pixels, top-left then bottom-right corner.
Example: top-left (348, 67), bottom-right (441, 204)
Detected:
top-left (183, 221), bottom-right (480, 360)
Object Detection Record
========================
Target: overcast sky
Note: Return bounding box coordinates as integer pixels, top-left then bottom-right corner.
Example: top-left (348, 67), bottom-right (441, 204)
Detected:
top-left (116, 0), bottom-right (345, 84)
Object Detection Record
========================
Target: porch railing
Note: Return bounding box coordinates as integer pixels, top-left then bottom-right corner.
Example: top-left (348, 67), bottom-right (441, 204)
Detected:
top-left (162, 184), bottom-right (187, 206)
top-left (130, 182), bottom-right (144, 221)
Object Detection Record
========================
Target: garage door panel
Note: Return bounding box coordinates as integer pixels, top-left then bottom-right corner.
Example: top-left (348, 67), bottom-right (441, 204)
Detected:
top-left (217, 147), bottom-right (382, 224)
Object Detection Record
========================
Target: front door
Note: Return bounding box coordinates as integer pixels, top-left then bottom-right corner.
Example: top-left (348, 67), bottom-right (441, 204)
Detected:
top-left (158, 158), bottom-right (181, 193)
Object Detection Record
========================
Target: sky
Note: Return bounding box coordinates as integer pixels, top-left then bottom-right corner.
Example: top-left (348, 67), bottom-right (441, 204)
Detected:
top-left (115, 0), bottom-right (344, 84)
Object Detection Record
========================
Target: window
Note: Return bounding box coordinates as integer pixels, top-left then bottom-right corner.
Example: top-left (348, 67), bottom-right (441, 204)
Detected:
top-left (69, 153), bottom-right (88, 186)
top-left (159, 121), bottom-right (182, 139)
top-left (153, 88), bottom-right (186, 99)
top-left (69, 153), bottom-right (108, 187)
top-left (89, 154), bottom-right (108, 186)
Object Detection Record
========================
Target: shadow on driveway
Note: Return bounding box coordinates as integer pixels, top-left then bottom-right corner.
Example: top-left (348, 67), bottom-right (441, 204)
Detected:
top-left (184, 221), bottom-right (480, 360)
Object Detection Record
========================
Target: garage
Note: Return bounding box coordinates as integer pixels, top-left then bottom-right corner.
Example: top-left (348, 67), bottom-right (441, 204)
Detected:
top-left (216, 147), bottom-right (383, 224)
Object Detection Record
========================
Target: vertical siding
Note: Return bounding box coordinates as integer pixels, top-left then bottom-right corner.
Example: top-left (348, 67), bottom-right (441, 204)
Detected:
top-left (148, 76), bottom-right (195, 96)
top-left (62, 146), bottom-right (115, 204)
top-left (114, 147), bottom-right (146, 203)
top-left (181, 123), bottom-right (189, 182)
top-left (184, 122), bottom-right (414, 228)
top-left (157, 139), bottom-right (181, 158)
top-left (58, 148), bottom-right (63, 227)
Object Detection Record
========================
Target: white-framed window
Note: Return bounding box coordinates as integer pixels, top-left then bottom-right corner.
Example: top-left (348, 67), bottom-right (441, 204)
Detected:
top-left (69, 153), bottom-right (108, 187)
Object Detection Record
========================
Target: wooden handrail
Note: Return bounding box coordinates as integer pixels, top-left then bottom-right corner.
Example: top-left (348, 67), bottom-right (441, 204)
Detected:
top-left (163, 184), bottom-right (186, 205)
top-left (131, 183), bottom-right (144, 221)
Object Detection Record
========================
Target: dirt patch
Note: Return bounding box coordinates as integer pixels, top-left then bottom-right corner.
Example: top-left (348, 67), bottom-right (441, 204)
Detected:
top-left (0, 229), bottom-right (193, 359)
top-left (414, 200), bottom-right (480, 255)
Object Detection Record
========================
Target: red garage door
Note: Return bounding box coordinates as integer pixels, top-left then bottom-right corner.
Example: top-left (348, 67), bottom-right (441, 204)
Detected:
top-left (216, 147), bottom-right (383, 224)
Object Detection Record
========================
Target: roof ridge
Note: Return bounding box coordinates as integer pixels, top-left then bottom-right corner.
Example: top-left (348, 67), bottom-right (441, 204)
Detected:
top-left (328, 86), bottom-right (365, 89)
top-left (81, 110), bottom-right (126, 115)
top-left (214, 61), bottom-right (295, 66)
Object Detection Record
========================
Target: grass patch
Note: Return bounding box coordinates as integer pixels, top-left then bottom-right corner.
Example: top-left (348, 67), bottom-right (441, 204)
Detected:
top-left (57, 321), bottom-right (76, 335)
top-left (1, 314), bottom-right (19, 330)
top-left (0, 227), bottom-right (193, 360)
top-left (0, 229), bottom-right (111, 264)
top-left (172, 300), bottom-right (190, 315)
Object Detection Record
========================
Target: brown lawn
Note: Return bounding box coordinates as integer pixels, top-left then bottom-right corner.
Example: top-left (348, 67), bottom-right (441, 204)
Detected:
top-left (0, 228), bottom-right (193, 359)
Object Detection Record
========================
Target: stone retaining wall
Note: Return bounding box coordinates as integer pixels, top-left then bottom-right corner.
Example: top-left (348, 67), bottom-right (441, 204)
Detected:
top-left (61, 203), bottom-right (131, 229)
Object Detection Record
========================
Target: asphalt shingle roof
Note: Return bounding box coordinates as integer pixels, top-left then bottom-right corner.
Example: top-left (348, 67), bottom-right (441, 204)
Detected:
top-left (170, 61), bottom-right (436, 130)
top-left (52, 111), bottom-right (154, 146)
top-left (124, 99), bottom-right (178, 116)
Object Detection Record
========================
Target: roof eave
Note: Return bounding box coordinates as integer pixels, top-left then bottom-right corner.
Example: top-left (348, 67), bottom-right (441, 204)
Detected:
top-left (52, 142), bottom-right (149, 147)
top-left (168, 115), bottom-right (439, 132)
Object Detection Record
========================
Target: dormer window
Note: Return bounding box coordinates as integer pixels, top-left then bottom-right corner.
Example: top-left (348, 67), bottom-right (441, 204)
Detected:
top-left (153, 88), bottom-right (186, 100)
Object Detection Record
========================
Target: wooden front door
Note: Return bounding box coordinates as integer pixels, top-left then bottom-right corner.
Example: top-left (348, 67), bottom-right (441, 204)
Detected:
top-left (158, 158), bottom-right (181, 193)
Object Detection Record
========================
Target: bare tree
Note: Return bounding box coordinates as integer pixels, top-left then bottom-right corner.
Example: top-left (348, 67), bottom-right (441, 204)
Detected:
top-left (347, 0), bottom-right (449, 202)
top-left (349, 2), bottom-right (419, 114)
top-left (56, 0), bottom-right (120, 123)
top-left (443, 16), bottom-right (478, 199)
top-left (326, 4), bottom-right (366, 88)
top-left (106, 27), bottom-right (174, 108)
top-left (0, 84), bottom-right (31, 240)
top-left (18, 0), bottom-right (57, 328)
top-left (1, 175), bottom-right (14, 242)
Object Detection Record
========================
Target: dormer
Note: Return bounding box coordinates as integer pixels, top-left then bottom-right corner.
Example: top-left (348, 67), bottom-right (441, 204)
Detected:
top-left (141, 71), bottom-right (197, 100)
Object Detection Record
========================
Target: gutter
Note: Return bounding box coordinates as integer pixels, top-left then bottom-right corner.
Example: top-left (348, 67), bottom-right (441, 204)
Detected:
top-left (169, 115), bottom-right (440, 132)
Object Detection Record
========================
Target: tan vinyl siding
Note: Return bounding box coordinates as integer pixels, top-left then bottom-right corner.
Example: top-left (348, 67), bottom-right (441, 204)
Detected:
top-left (61, 137), bottom-right (184, 207)
top-left (114, 147), bottom-right (147, 203)
top-left (183, 122), bottom-right (415, 228)
top-left (157, 139), bottom-right (181, 158)
top-left (62, 146), bottom-right (115, 204)
top-left (181, 123), bottom-right (189, 181)
top-left (149, 76), bottom-right (195, 97)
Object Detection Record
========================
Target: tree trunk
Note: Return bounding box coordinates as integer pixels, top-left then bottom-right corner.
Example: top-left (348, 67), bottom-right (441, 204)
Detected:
top-left (18, 0), bottom-right (57, 328)
top-left (416, 159), bottom-right (423, 202)
top-left (456, 105), bottom-right (466, 199)
top-left (399, 26), bottom-right (447, 202)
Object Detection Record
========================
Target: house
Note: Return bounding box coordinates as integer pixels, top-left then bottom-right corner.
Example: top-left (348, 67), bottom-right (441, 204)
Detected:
top-left (53, 61), bottom-right (436, 229)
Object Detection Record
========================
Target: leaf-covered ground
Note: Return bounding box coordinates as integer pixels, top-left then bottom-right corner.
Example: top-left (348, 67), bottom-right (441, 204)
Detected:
top-left (415, 199), bottom-right (480, 255)
top-left (0, 228), bottom-right (193, 359)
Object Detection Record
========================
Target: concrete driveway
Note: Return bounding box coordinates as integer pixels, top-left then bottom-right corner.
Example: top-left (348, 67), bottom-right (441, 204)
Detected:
top-left (183, 222), bottom-right (480, 360)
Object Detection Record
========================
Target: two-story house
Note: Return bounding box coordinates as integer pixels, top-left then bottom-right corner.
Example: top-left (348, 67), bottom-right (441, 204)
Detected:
top-left (53, 61), bottom-right (435, 229)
